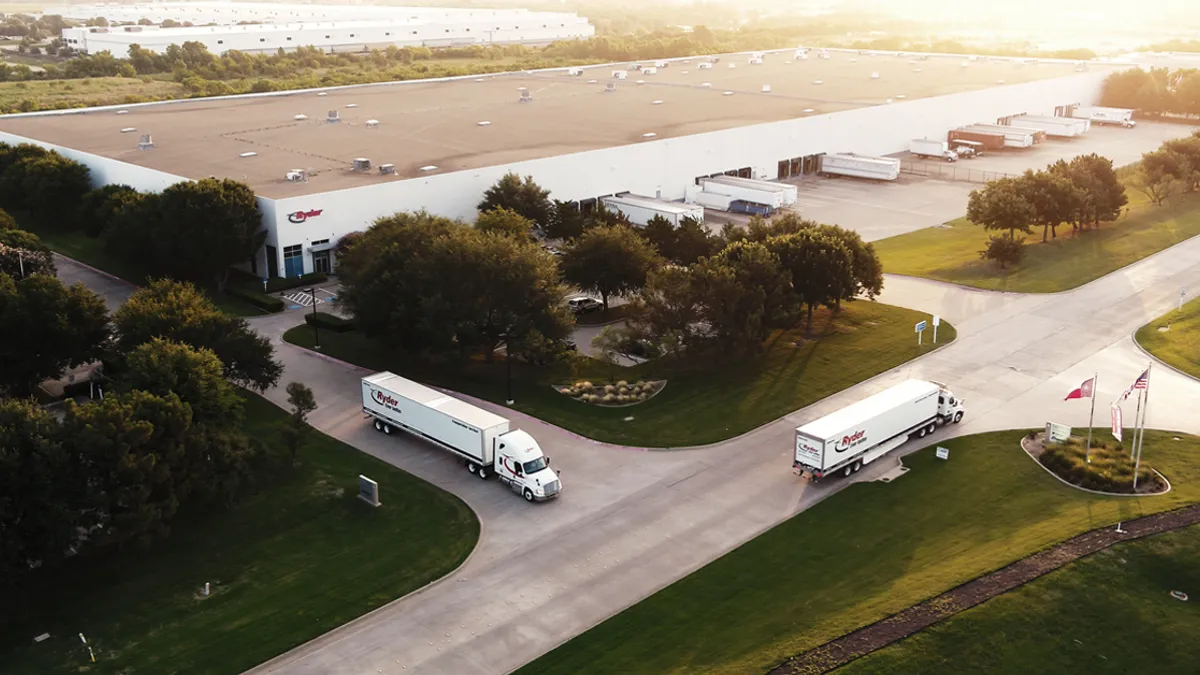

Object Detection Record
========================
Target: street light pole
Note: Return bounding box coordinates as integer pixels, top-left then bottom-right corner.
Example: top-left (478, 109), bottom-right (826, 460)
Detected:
top-left (306, 287), bottom-right (320, 350)
top-left (501, 331), bottom-right (514, 405)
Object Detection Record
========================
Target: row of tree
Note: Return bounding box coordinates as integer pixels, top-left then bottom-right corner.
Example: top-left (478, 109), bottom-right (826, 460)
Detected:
top-left (1100, 67), bottom-right (1200, 118)
top-left (1132, 131), bottom-right (1200, 205)
top-left (0, 276), bottom-right (287, 582)
top-left (966, 154), bottom-right (1127, 267)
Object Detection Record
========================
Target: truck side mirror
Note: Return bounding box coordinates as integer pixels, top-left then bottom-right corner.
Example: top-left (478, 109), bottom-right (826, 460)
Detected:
top-left (545, 457), bottom-right (551, 465)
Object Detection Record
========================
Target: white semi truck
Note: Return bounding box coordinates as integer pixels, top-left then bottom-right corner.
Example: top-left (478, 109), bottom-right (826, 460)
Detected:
top-left (1070, 106), bottom-right (1135, 128)
top-left (793, 379), bottom-right (965, 481)
top-left (909, 138), bottom-right (958, 162)
top-left (362, 371), bottom-right (562, 502)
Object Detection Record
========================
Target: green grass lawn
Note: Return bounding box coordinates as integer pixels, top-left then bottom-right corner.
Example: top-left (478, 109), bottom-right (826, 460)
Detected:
top-left (284, 300), bottom-right (955, 447)
top-left (0, 394), bottom-right (479, 675)
top-left (839, 524), bottom-right (1200, 675)
top-left (874, 193), bottom-right (1200, 293)
top-left (514, 430), bottom-right (1200, 675)
top-left (1136, 296), bottom-right (1200, 379)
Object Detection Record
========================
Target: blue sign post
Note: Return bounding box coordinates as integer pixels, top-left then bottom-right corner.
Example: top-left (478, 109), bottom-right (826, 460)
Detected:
top-left (915, 320), bottom-right (927, 346)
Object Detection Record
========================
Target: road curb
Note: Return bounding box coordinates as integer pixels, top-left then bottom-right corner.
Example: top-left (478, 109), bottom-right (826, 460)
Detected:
top-left (1130, 329), bottom-right (1200, 385)
top-left (52, 252), bottom-right (137, 286)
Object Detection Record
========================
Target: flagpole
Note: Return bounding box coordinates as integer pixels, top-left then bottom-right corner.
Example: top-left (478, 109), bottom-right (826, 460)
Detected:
top-left (1129, 387), bottom-right (1143, 462)
top-left (1085, 371), bottom-right (1097, 463)
top-left (1133, 363), bottom-right (1152, 491)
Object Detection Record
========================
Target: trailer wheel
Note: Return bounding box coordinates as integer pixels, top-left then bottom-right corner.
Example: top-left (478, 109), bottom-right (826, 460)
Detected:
top-left (852, 460), bottom-right (862, 473)
top-left (954, 411), bottom-right (964, 423)
top-left (477, 465), bottom-right (489, 480)
top-left (382, 424), bottom-right (392, 435)
top-left (523, 488), bottom-right (535, 502)
top-left (927, 423), bottom-right (937, 435)
top-left (917, 426), bottom-right (928, 438)
top-left (467, 462), bottom-right (477, 475)
top-left (373, 419), bottom-right (383, 432)
top-left (843, 464), bottom-right (853, 477)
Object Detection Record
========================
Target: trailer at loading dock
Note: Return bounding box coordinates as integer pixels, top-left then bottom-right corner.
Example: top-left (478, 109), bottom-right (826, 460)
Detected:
top-left (688, 190), bottom-right (735, 211)
top-left (957, 125), bottom-right (1035, 148)
top-left (601, 193), bottom-right (704, 227)
top-left (818, 153), bottom-right (901, 181)
top-left (699, 175), bottom-right (798, 206)
top-left (1009, 115), bottom-right (1089, 137)
top-left (963, 123), bottom-right (1046, 144)
top-left (948, 129), bottom-right (1006, 152)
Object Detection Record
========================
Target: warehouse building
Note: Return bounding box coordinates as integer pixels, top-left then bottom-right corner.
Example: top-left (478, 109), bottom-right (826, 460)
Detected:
top-left (0, 49), bottom-right (1122, 279)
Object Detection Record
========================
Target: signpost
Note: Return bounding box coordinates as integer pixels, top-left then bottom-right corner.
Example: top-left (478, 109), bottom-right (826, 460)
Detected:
top-left (932, 315), bottom-right (941, 343)
top-left (936, 446), bottom-right (950, 460)
top-left (1181, 288), bottom-right (1187, 312)
top-left (358, 474), bottom-right (381, 507)
top-left (1045, 422), bottom-right (1072, 444)
top-left (915, 320), bottom-right (928, 345)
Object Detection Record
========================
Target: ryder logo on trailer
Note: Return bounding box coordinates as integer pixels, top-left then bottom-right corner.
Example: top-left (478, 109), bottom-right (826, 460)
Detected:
top-left (373, 390), bottom-right (399, 408)
top-left (287, 209), bottom-right (323, 224)
top-left (834, 429), bottom-right (867, 453)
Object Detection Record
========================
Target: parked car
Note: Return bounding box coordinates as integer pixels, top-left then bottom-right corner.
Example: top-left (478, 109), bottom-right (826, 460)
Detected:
top-left (566, 296), bottom-right (603, 314)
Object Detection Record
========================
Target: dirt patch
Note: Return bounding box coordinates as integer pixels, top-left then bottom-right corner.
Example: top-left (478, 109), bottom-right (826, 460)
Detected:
top-left (769, 504), bottom-right (1200, 675)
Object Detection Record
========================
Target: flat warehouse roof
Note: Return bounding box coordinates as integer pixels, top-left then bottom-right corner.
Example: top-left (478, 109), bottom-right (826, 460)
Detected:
top-left (0, 52), bottom-right (1107, 198)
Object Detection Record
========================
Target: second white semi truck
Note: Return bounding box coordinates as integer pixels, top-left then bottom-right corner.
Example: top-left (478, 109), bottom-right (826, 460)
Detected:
top-left (793, 379), bottom-right (965, 481)
top-left (909, 138), bottom-right (958, 162)
top-left (362, 371), bottom-right (562, 502)
top-left (1070, 106), bottom-right (1135, 128)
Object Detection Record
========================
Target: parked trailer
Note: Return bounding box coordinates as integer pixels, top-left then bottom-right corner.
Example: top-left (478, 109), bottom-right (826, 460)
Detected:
top-left (601, 193), bottom-right (704, 227)
top-left (729, 200), bottom-right (773, 216)
top-left (818, 153), bottom-right (901, 181)
top-left (1071, 106), bottom-right (1135, 128)
top-left (362, 372), bottom-right (562, 502)
top-left (793, 379), bottom-right (966, 481)
top-left (957, 125), bottom-right (1034, 149)
top-left (699, 177), bottom-right (787, 209)
top-left (1010, 115), bottom-right (1089, 137)
top-left (948, 129), bottom-right (1006, 152)
top-left (909, 138), bottom-right (958, 162)
top-left (701, 175), bottom-right (798, 206)
top-left (965, 123), bottom-right (1046, 144)
top-left (690, 190), bottom-right (735, 211)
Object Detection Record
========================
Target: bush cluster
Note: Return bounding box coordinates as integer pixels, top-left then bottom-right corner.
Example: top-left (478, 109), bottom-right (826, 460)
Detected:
top-left (561, 379), bottom-right (662, 406)
top-left (1039, 437), bottom-right (1158, 493)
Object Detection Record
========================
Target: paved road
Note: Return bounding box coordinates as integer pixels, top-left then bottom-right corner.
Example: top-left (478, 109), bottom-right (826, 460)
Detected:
top-left (51, 229), bottom-right (1200, 675)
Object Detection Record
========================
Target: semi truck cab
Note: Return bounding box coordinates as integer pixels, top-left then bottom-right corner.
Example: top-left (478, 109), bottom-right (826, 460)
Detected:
top-left (937, 390), bottom-right (966, 424)
top-left (494, 430), bottom-right (562, 502)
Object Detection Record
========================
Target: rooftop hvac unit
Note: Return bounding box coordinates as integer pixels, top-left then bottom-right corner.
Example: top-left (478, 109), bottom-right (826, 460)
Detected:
top-left (286, 169), bottom-right (308, 182)
top-left (643, 67), bottom-right (657, 75)
top-left (870, 72), bottom-right (880, 79)
top-left (366, 119), bottom-right (379, 128)
top-left (519, 90), bottom-right (533, 103)
top-left (654, 61), bottom-right (667, 68)
top-left (761, 85), bottom-right (772, 93)
top-left (294, 114), bottom-right (307, 121)
top-left (749, 57), bottom-right (763, 65)
top-left (120, 127), bottom-right (136, 133)
top-left (604, 82), bottom-right (616, 93)
top-left (137, 134), bottom-right (154, 150)
top-left (698, 62), bottom-right (712, 70)
top-left (728, 63), bottom-right (736, 69)
top-left (327, 110), bottom-right (340, 123)
top-left (378, 164), bottom-right (395, 175)
top-left (567, 67), bottom-right (583, 76)
top-left (352, 158), bottom-right (371, 172)
top-left (612, 70), bottom-right (627, 79)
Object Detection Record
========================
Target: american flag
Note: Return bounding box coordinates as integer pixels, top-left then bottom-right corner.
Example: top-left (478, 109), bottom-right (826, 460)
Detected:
top-left (1121, 368), bottom-right (1150, 400)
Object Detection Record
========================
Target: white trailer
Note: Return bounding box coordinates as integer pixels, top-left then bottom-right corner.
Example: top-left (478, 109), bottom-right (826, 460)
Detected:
top-left (1071, 106), bottom-right (1135, 128)
top-left (818, 153), bottom-right (901, 181)
top-left (958, 125), bottom-right (1034, 148)
top-left (909, 138), bottom-right (958, 162)
top-left (964, 123), bottom-right (1046, 144)
top-left (793, 380), bottom-right (965, 481)
top-left (687, 189), bottom-right (735, 211)
top-left (700, 175), bottom-right (798, 206)
top-left (1010, 115), bottom-right (1089, 137)
top-left (601, 194), bottom-right (704, 227)
top-left (362, 371), bottom-right (562, 502)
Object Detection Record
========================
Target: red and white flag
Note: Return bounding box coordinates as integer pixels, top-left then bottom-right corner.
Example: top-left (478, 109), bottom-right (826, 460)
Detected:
top-left (1064, 377), bottom-right (1095, 401)
top-left (1111, 404), bottom-right (1123, 442)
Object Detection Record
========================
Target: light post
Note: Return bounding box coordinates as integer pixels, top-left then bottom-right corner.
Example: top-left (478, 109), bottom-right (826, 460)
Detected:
top-left (500, 331), bottom-right (514, 405)
top-left (17, 250), bottom-right (24, 279)
top-left (306, 287), bottom-right (320, 350)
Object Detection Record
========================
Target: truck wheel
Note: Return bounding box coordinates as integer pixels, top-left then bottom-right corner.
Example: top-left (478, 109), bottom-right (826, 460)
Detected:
top-left (382, 424), bottom-right (392, 435)
top-left (373, 419), bottom-right (383, 432)
top-left (852, 460), bottom-right (862, 473)
top-left (477, 465), bottom-right (489, 480)
top-left (917, 426), bottom-right (927, 438)
top-left (927, 423), bottom-right (937, 435)
top-left (466, 462), bottom-right (477, 475)
top-left (843, 464), bottom-right (853, 477)
top-left (954, 411), bottom-right (963, 423)
top-left (523, 488), bottom-right (535, 502)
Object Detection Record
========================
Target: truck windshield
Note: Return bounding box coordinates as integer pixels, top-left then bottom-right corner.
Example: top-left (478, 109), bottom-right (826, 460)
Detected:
top-left (523, 457), bottom-right (548, 474)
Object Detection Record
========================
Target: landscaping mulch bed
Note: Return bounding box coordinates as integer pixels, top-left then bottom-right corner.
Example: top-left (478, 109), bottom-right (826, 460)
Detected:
top-left (769, 504), bottom-right (1200, 675)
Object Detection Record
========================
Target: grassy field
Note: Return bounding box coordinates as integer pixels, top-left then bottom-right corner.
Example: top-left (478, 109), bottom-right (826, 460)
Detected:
top-left (1136, 296), bottom-right (1200, 380)
top-left (0, 76), bottom-right (184, 111)
top-left (514, 430), bottom-right (1200, 675)
top-left (873, 193), bottom-right (1200, 293)
top-left (0, 394), bottom-right (479, 675)
top-left (284, 300), bottom-right (955, 447)
top-left (840, 524), bottom-right (1200, 675)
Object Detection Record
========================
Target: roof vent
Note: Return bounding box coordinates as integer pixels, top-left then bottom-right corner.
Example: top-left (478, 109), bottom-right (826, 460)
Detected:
top-left (611, 70), bottom-right (626, 79)
top-left (651, 99), bottom-right (664, 105)
top-left (239, 151), bottom-right (257, 158)
top-left (419, 165), bottom-right (438, 172)
top-left (365, 119), bottom-right (379, 128)
top-left (698, 62), bottom-right (712, 70)
top-left (567, 67), bottom-right (583, 76)
top-left (294, 114), bottom-right (307, 121)
top-left (352, 157), bottom-right (371, 172)
top-left (475, 78), bottom-right (485, 82)
top-left (286, 169), bottom-right (308, 182)
top-left (604, 82), bottom-right (616, 92)
top-left (728, 63), bottom-right (736, 69)
top-left (749, 57), bottom-right (763, 65)
top-left (681, 70), bottom-right (689, 74)
top-left (587, 79), bottom-right (598, 84)
top-left (477, 120), bottom-right (492, 126)
top-left (519, 90), bottom-right (533, 103)
top-left (345, 103), bottom-right (358, 108)
top-left (316, 92), bottom-right (327, 97)
top-left (896, 94), bottom-right (906, 99)
top-left (813, 80), bottom-right (823, 85)
top-left (120, 127), bottom-right (136, 133)
top-left (701, 82), bottom-right (712, 88)
top-left (643, 67), bottom-right (657, 75)
top-left (761, 85), bottom-right (772, 93)
top-left (137, 134), bottom-right (154, 150)
top-left (378, 163), bottom-right (395, 175)
top-left (913, 68), bottom-right (922, 73)
top-left (327, 110), bottom-right (340, 123)
top-left (723, 91), bottom-right (734, 96)
top-left (116, 109), bottom-right (129, 115)
top-left (870, 72), bottom-right (880, 79)
top-left (997, 79), bottom-right (1006, 84)
top-left (803, 108), bottom-right (815, 113)
top-left (641, 132), bottom-right (657, 139)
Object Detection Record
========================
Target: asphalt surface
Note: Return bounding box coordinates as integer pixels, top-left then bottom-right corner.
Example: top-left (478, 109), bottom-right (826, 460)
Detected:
top-left (53, 202), bottom-right (1200, 675)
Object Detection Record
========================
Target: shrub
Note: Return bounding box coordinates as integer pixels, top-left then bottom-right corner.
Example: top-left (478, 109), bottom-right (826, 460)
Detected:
top-left (225, 286), bottom-right (284, 313)
top-left (304, 311), bottom-right (356, 333)
top-left (979, 235), bottom-right (1025, 269)
top-left (265, 271), bottom-right (327, 293)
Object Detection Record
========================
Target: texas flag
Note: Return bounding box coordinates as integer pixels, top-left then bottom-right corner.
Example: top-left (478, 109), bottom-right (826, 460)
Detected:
top-left (1064, 377), bottom-right (1095, 401)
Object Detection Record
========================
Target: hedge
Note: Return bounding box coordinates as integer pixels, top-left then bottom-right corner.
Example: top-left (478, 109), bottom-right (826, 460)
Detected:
top-left (304, 311), bottom-right (356, 333)
top-left (226, 286), bottom-right (284, 313)
top-left (265, 271), bottom-right (327, 293)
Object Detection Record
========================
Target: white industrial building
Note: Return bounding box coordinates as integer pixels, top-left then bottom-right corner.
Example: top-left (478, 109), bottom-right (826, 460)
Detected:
top-left (54, 2), bottom-right (585, 26)
top-left (0, 49), bottom-right (1124, 280)
top-left (60, 8), bottom-right (594, 56)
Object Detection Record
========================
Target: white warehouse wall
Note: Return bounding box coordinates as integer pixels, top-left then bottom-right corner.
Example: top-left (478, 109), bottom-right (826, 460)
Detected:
top-left (268, 70), bottom-right (1109, 275)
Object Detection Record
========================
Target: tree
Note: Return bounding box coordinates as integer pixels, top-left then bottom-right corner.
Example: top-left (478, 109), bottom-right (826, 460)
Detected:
top-left (0, 149), bottom-right (90, 223)
top-left (980, 234), bottom-right (1025, 269)
top-left (154, 178), bottom-right (265, 292)
top-left (767, 231), bottom-right (855, 336)
top-left (1131, 152), bottom-right (1183, 207)
top-left (1018, 170), bottom-right (1084, 241)
top-left (0, 227), bottom-right (54, 279)
top-left (77, 183), bottom-right (140, 238)
top-left (544, 199), bottom-right (587, 241)
top-left (475, 207), bottom-right (534, 240)
top-left (122, 338), bottom-right (243, 427)
top-left (630, 264), bottom-right (701, 347)
top-left (0, 207), bottom-right (16, 231)
top-left (561, 225), bottom-right (660, 310)
top-left (281, 382), bottom-right (317, 466)
top-left (114, 279), bottom-right (281, 391)
top-left (811, 224), bottom-right (884, 304)
top-left (1048, 154), bottom-right (1127, 231)
top-left (1159, 137), bottom-right (1200, 192)
top-left (641, 214), bottom-right (676, 258)
top-left (672, 216), bottom-right (719, 266)
top-left (0, 274), bottom-right (110, 395)
top-left (691, 241), bottom-right (793, 353)
top-left (477, 173), bottom-right (552, 229)
top-left (966, 178), bottom-right (1036, 240)
top-left (591, 325), bottom-right (633, 381)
